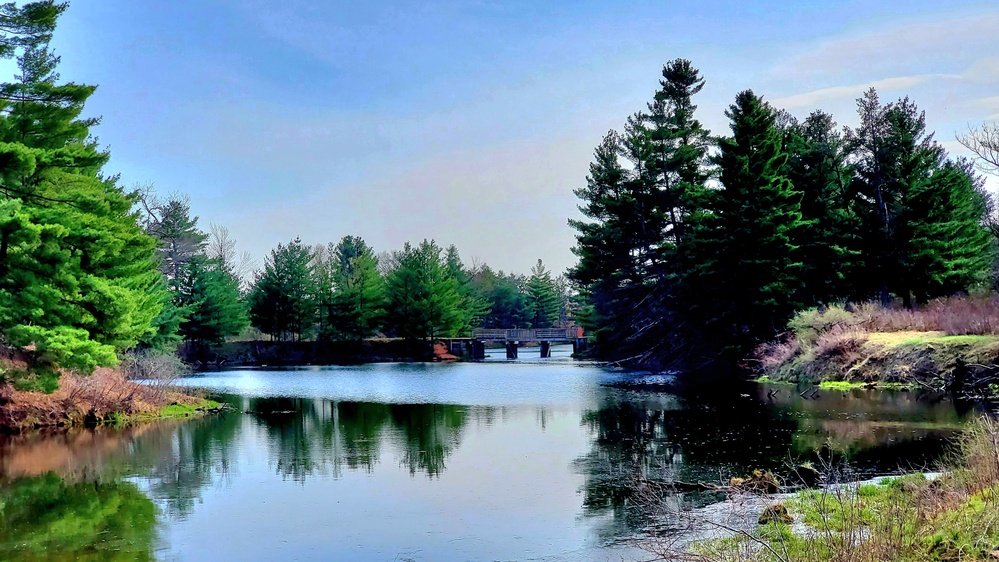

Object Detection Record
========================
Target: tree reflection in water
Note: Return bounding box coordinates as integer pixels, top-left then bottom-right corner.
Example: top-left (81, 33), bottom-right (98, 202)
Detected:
top-left (572, 385), bottom-right (969, 541)
top-left (246, 397), bottom-right (472, 480)
top-left (0, 473), bottom-right (157, 561)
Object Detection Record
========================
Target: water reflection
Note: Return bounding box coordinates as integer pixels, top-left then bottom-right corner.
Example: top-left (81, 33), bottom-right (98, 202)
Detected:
top-left (0, 378), bottom-right (979, 561)
top-left (571, 384), bottom-right (971, 540)
top-left (0, 473), bottom-right (157, 561)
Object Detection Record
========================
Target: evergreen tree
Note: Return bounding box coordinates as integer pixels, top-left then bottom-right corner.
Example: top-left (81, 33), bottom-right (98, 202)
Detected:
top-left (139, 194), bottom-right (207, 288)
top-left (248, 237), bottom-right (316, 341)
top-left (469, 266), bottom-right (530, 328)
top-left (443, 244), bottom-right (488, 332)
top-left (176, 256), bottom-right (249, 348)
top-left (384, 240), bottom-right (465, 340)
top-left (847, 91), bottom-right (953, 306)
top-left (906, 159), bottom-right (994, 299)
top-left (690, 90), bottom-right (806, 352)
top-left (326, 235), bottom-right (385, 342)
top-left (0, 30), bottom-right (164, 381)
top-left (570, 59), bottom-right (711, 366)
top-left (781, 110), bottom-right (861, 304)
top-left (644, 58), bottom-right (711, 254)
top-left (525, 259), bottom-right (559, 328)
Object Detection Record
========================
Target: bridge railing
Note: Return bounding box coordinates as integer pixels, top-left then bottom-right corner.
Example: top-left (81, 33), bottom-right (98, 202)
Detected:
top-left (472, 329), bottom-right (509, 341)
top-left (472, 328), bottom-right (579, 342)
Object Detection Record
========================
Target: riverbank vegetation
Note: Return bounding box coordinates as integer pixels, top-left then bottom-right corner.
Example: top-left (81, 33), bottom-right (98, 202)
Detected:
top-left (755, 297), bottom-right (999, 397)
top-left (654, 416), bottom-right (999, 561)
top-left (570, 59), bottom-right (997, 371)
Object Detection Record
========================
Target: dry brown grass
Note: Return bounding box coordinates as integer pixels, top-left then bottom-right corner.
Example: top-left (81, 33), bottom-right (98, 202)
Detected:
top-left (0, 365), bottom-right (198, 432)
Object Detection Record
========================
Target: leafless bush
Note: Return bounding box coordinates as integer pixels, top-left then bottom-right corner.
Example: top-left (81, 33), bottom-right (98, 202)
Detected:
top-left (755, 339), bottom-right (801, 376)
top-left (813, 326), bottom-right (868, 360)
top-left (854, 296), bottom-right (999, 335)
top-left (120, 350), bottom-right (191, 402)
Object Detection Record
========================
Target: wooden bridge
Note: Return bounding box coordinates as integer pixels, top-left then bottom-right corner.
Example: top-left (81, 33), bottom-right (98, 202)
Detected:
top-left (445, 328), bottom-right (587, 359)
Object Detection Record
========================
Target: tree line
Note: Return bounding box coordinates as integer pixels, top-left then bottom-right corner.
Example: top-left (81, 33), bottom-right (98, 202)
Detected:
top-left (571, 59), bottom-right (996, 368)
top-left (245, 237), bottom-right (572, 343)
top-left (135, 190), bottom-right (575, 347)
top-left (0, 2), bottom-right (571, 391)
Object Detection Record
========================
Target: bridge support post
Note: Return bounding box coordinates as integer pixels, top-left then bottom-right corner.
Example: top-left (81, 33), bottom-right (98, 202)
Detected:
top-left (539, 341), bottom-right (551, 358)
top-left (471, 340), bottom-right (485, 360)
top-left (505, 342), bottom-right (518, 359)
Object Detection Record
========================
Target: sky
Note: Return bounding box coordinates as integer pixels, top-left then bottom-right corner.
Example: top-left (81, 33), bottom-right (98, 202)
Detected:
top-left (43, 0), bottom-right (999, 276)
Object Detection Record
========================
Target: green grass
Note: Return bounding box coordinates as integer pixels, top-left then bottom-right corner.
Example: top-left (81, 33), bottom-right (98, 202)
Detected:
top-left (107, 399), bottom-right (220, 426)
top-left (818, 380), bottom-right (867, 390)
top-left (865, 331), bottom-right (999, 348)
top-left (817, 380), bottom-right (913, 391)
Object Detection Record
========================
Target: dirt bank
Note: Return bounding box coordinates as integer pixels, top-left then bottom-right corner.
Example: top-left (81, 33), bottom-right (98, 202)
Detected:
top-left (760, 330), bottom-right (999, 394)
top-left (0, 366), bottom-right (204, 433)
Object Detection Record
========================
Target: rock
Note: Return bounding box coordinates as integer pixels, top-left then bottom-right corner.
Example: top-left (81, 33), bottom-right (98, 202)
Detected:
top-left (792, 463), bottom-right (822, 488)
top-left (747, 469), bottom-right (781, 494)
top-left (758, 503), bottom-right (793, 525)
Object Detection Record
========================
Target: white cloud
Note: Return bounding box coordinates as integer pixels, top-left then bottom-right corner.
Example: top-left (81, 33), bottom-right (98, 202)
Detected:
top-left (777, 12), bottom-right (999, 82)
top-left (770, 75), bottom-right (946, 110)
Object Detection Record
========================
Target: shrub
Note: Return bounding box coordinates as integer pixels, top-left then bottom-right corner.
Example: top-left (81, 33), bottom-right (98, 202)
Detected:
top-left (788, 305), bottom-right (856, 347)
top-left (755, 338), bottom-right (800, 375)
top-left (813, 326), bottom-right (868, 360)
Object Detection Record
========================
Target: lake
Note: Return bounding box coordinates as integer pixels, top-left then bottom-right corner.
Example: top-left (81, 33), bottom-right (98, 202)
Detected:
top-left (0, 346), bottom-right (978, 561)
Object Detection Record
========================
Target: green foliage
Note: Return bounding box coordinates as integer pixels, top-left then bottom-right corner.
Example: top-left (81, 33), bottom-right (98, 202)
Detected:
top-left (176, 256), bottom-right (248, 348)
top-left (0, 473), bottom-right (156, 561)
top-left (248, 237), bottom-right (317, 341)
top-left (688, 89), bottom-right (807, 352)
top-left (469, 266), bottom-right (530, 328)
top-left (781, 110), bottom-right (862, 304)
top-left (907, 159), bottom-right (995, 300)
top-left (384, 239), bottom-right (469, 340)
top-left (0, 23), bottom-right (165, 381)
top-left (570, 58), bottom-right (711, 365)
top-left (525, 259), bottom-right (559, 328)
top-left (322, 235), bottom-right (385, 342)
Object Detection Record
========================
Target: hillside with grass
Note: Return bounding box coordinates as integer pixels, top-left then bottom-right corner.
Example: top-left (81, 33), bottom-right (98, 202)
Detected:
top-left (756, 297), bottom-right (999, 398)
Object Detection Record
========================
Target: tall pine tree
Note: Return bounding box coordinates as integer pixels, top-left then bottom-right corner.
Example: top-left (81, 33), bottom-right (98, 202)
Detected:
top-left (689, 90), bottom-right (806, 353)
top-left (0, 28), bottom-right (164, 383)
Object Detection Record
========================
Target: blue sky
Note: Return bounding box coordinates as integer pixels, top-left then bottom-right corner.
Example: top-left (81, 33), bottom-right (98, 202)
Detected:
top-left (47, 0), bottom-right (999, 275)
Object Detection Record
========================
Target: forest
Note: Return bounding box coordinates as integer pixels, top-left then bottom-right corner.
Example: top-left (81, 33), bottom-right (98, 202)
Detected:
top-left (570, 58), bottom-right (999, 369)
top-left (1, 2), bottom-right (998, 390)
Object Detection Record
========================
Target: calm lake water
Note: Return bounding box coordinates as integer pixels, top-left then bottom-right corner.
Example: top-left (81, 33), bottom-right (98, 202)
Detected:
top-left (0, 345), bottom-right (979, 561)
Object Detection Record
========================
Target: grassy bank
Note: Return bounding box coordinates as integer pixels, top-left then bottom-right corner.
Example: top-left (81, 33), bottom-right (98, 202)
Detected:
top-left (755, 298), bottom-right (999, 394)
top-left (671, 417), bottom-right (999, 561)
top-left (0, 363), bottom-right (216, 433)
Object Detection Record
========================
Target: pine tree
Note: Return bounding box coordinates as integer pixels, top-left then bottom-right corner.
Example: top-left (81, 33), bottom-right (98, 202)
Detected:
top-left (443, 244), bottom-right (488, 332)
top-left (326, 235), bottom-right (385, 342)
top-left (848, 91), bottom-right (945, 305)
top-left (176, 256), bottom-right (249, 349)
top-left (0, 32), bottom-right (164, 382)
top-left (525, 259), bottom-right (559, 328)
top-left (469, 266), bottom-right (530, 328)
top-left (248, 238), bottom-right (316, 341)
top-left (384, 240), bottom-right (465, 340)
top-left (906, 159), bottom-right (994, 300)
top-left (690, 90), bottom-right (806, 352)
top-left (139, 194), bottom-right (207, 289)
top-left (781, 110), bottom-right (861, 304)
top-left (570, 59), bottom-right (711, 366)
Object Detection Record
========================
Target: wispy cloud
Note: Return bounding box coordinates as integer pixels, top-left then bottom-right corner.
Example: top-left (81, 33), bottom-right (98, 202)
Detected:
top-left (770, 74), bottom-right (953, 110)
top-left (776, 12), bottom-right (999, 82)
